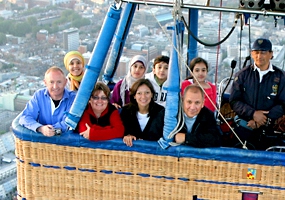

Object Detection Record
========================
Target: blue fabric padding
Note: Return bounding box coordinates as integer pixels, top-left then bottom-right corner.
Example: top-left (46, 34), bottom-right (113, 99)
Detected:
top-left (158, 23), bottom-right (181, 149)
top-left (65, 5), bottom-right (122, 130)
top-left (12, 114), bottom-right (285, 167)
top-left (85, 64), bottom-right (103, 73)
top-left (103, 3), bottom-right (136, 83)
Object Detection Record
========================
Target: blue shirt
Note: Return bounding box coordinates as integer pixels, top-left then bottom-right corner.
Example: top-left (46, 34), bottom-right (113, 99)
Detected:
top-left (19, 88), bottom-right (76, 133)
top-left (184, 112), bottom-right (197, 134)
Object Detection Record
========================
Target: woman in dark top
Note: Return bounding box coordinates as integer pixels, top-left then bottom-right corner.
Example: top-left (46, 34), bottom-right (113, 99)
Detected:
top-left (120, 79), bottom-right (165, 147)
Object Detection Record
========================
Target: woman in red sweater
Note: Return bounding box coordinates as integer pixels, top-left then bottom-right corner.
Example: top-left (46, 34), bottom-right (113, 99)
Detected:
top-left (78, 82), bottom-right (124, 141)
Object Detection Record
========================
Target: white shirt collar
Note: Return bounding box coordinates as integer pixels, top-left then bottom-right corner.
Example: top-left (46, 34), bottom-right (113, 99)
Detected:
top-left (253, 62), bottom-right (274, 82)
top-left (253, 62), bottom-right (274, 72)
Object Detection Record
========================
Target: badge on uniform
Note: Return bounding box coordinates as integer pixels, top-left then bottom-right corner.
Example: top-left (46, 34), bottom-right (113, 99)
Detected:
top-left (270, 84), bottom-right (278, 96)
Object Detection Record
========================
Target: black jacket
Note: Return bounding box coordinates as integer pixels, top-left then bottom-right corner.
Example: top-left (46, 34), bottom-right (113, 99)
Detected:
top-left (180, 107), bottom-right (221, 148)
top-left (229, 65), bottom-right (285, 121)
top-left (120, 102), bottom-right (165, 141)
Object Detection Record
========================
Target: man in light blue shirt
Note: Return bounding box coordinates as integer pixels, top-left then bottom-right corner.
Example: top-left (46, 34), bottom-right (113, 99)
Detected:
top-left (175, 85), bottom-right (221, 148)
top-left (19, 66), bottom-right (76, 137)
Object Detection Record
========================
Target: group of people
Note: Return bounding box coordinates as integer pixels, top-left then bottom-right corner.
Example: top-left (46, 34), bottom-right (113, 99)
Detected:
top-left (18, 37), bottom-right (285, 150)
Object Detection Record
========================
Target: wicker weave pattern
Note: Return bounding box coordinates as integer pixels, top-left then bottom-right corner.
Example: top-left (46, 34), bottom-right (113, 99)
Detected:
top-left (15, 137), bottom-right (285, 200)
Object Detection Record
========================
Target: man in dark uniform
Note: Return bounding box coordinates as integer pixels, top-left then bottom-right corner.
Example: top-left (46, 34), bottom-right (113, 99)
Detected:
top-left (229, 38), bottom-right (285, 150)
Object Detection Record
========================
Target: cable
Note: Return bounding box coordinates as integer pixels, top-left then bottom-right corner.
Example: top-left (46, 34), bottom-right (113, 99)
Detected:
top-left (220, 60), bottom-right (236, 107)
top-left (239, 14), bottom-right (243, 70)
top-left (214, 0), bottom-right (222, 85)
top-left (248, 16), bottom-right (252, 66)
top-left (139, 0), bottom-right (247, 149)
top-left (181, 13), bottom-right (241, 47)
top-left (242, 56), bottom-right (251, 68)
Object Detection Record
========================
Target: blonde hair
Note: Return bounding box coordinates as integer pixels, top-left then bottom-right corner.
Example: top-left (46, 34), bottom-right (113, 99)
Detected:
top-left (45, 66), bottom-right (65, 79)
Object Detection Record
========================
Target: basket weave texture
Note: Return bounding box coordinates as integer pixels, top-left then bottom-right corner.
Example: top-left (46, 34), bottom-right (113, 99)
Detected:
top-left (12, 116), bottom-right (285, 200)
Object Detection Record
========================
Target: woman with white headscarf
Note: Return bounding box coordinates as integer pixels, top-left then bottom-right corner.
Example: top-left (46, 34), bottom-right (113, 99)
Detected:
top-left (111, 55), bottom-right (148, 109)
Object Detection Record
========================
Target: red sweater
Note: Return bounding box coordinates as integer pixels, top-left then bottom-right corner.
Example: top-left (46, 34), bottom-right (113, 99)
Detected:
top-left (78, 103), bottom-right (124, 141)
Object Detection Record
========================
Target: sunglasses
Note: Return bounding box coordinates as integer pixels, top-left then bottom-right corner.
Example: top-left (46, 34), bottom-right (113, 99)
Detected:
top-left (91, 96), bottom-right (108, 101)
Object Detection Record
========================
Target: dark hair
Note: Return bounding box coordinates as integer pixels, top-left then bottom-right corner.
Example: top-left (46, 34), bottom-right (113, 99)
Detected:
top-left (91, 81), bottom-right (111, 100)
top-left (153, 55), bottom-right (170, 68)
top-left (189, 57), bottom-right (209, 72)
top-left (183, 84), bottom-right (205, 100)
top-left (129, 79), bottom-right (156, 110)
top-left (185, 57), bottom-right (209, 80)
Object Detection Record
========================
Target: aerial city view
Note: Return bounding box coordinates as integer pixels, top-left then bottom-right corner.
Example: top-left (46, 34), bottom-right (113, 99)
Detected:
top-left (1, 0), bottom-right (285, 199)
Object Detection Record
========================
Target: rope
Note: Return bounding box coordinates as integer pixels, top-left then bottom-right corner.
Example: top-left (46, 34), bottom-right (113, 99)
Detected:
top-left (137, 0), bottom-right (247, 148)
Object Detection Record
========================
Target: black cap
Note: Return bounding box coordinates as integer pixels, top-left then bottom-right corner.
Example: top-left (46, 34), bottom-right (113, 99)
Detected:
top-left (252, 38), bottom-right (272, 51)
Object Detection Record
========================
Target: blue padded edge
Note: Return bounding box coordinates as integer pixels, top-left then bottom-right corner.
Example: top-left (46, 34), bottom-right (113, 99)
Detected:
top-left (12, 114), bottom-right (285, 167)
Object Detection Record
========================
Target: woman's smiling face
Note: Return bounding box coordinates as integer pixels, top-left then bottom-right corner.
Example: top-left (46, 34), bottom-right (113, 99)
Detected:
top-left (89, 90), bottom-right (108, 114)
top-left (134, 84), bottom-right (153, 109)
top-left (68, 58), bottom-right (84, 76)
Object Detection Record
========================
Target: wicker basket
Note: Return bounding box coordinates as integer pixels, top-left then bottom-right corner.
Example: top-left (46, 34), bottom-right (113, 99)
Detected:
top-left (13, 117), bottom-right (285, 200)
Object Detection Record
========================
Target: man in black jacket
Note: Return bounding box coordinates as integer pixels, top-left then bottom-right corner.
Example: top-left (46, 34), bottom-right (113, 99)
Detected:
top-left (175, 85), bottom-right (221, 148)
top-left (229, 38), bottom-right (285, 150)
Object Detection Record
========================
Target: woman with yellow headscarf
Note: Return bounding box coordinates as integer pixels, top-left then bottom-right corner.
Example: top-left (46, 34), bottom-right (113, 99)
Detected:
top-left (64, 51), bottom-right (85, 91)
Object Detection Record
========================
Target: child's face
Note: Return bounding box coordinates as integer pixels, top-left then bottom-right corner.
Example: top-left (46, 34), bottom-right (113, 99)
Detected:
top-left (153, 61), bottom-right (168, 82)
top-left (192, 62), bottom-right (208, 82)
top-left (130, 61), bottom-right (146, 79)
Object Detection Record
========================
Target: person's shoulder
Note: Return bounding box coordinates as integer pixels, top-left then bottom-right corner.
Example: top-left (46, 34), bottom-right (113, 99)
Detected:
top-left (237, 65), bottom-right (252, 74)
top-left (182, 78), bottom-right (193, 83)
top-left (36, 87), bottom-right (47, 92)
top-left (207, 81), bottom-right (216, 88)
top-left (121, 103), bottom-right (132, 111)
top-left (33, 88), bottom-right (47, 97)
top-left (145, 72), bottom-right (154, 79)
top-left (120, 104), bottom-right (135, 115)
top-left (200, 106), bottom-right (214, 116)
top-left (233, 66), bottom-right (251, 80)
top-left (64, 89), bottom-right (76, 97)
top-left (116, 79), bottom-right (123, 85)
top-left (113, 79), bottom-right (123, 90)
top-left (108, 103), bottom-right (118, 112)
top-left (153, 102), bottom-right (165, 111)
top-left (145, 72), bottom-right (157, 85)
top-left (272, 65), bottom-right (285, 74)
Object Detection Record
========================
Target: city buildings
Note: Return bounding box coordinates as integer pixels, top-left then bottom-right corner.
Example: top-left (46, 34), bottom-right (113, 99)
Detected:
top-left (63, 27), bottom-right (80, 52)
top-left (0, 2), bottom-right (285, 198)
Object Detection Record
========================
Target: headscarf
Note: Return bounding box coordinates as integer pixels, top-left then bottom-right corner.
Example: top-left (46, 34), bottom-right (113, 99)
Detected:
top-left (63, 51), bottom-right (85, 91)
top-left (120, 55), bottom-right (148, 106)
